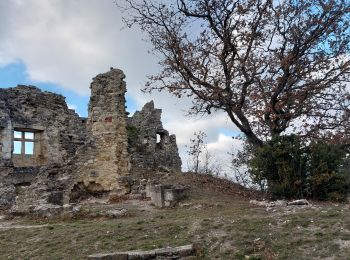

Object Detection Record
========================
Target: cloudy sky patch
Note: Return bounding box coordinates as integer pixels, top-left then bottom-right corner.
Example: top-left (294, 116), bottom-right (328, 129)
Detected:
top-left (0, 0), bottom-right (241, 172)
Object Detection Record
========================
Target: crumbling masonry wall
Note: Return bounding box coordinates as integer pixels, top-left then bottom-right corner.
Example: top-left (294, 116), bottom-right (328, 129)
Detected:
top-left (0, 68), bottom-right (182, 211)
top-left (128, 101), bottom-right (181, 176)
top-left (0, 86), bottom-right (87, 209)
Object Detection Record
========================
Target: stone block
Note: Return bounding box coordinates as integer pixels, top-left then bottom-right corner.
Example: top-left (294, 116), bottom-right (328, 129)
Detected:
top-left (87, 244), bottom-right (195, 259)
top-left (154, 244), bottom-right (195, 257)
top-left (106, 208), bottom-right (127, 218)
top-left (164, 187), bottom-right (188, 207)
top-left (87, 253), bottom-right (128, 260)
top-left (145, 182), bottom-right (155, 198)
top-left (147, 183), bottom-right (188, 208)
top-left (150, 185), bottom-right (164, 208)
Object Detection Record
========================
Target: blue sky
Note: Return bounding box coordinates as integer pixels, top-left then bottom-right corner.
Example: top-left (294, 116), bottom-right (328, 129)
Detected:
top-left (0, 61), bottom-right (140, 117)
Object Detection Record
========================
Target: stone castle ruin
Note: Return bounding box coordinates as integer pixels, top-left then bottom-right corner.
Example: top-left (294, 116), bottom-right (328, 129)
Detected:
top-left (0, 68), bottom-right (182, 212)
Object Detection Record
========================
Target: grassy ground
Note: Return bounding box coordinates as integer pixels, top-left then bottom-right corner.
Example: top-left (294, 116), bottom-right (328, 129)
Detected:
top-left (1, 173), bottom-right (350, 259)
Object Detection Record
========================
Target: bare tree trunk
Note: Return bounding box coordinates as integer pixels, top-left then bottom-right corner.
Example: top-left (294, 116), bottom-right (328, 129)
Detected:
top-left (195, 154), bottom-right (199, 174)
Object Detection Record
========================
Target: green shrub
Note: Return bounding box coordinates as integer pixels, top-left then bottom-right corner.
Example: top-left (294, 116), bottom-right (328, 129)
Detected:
top-left (308, 142), bottom-right (350, 201)
top-left (249, 135), bottom-right (308, 199)
top-left (248, 135), bottom-right (350, 201)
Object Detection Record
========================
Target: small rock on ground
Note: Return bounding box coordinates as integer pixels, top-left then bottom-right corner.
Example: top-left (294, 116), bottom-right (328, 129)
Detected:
top-left (106, 209), bottom-right (127, 218)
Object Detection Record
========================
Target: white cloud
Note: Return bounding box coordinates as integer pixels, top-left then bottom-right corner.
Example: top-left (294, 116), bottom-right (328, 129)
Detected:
top-left (207, 134), bottom-right (244, 175)
top-left (0, 50), bottom-right (15, 67)
top-left (0, 0), bottom-right (157, 96)
top-left (0, 0), bottom-right (243, 170)
top-left (164, 112), bottom-right (238, 146)
top-left (207, 133), bottom-right (243, 154)
top-left (67, 103), bottom-right (77, 110)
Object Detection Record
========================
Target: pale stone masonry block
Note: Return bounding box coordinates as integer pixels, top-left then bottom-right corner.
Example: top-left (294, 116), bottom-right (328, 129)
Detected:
top-left (88, 244), bottom-right (195, 259)
top-left (147, 183), bottom-right (188, 208)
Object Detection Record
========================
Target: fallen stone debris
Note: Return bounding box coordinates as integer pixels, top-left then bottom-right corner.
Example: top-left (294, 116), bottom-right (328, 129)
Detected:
top-left (106, 208), bottom-right (128, 218)
top-left (250, 199), bottom-right (310, 208)
top-left (286, 199), bottom-right (309, 206)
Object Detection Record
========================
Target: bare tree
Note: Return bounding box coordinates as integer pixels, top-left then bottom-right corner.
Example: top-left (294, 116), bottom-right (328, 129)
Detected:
top-left (186, 131), bottom-right (207, 173)
top-left (186, 131), bottom-right (223, 175)
top-left (200, 148), bottom-right (223, 176)
top-left (118, 0), bottom-right (350, 147)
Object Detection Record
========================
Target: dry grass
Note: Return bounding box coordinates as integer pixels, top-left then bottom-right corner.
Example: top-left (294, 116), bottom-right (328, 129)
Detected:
top-left (1, 173), bottom-right (350, 259)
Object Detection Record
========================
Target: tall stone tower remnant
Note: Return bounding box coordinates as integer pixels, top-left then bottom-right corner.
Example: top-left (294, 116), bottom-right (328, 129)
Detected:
top-left (78, 69), bottom-right (130, 194)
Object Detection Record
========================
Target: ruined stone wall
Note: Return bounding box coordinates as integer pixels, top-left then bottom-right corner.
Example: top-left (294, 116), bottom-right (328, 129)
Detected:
top-left (0, 86), bottom-right (86, 167)
top-left (128, 101), bottom-right (182, 177)
top-left (0, 68), bottom-right (182, 211)
top-left (0, 86), bottom-right (87, 208)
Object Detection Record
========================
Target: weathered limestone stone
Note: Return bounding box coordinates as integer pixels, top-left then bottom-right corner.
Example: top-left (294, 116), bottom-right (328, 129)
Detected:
top-left (287, 199), bottom-right (309, 206)
top-left (74, 69), bottom-right (130, 195)
top-left (0, 85), bottom-right (86, 168)
top-left (106, 208), bottom-right (127, 218)
top-left (88, 244), bottom-right (195, 259)
top-left (0, 68), bottom-right (182, 212)
top-left (164, 186), bottom-right (188, 207)
top-left (127, 101), bottom-right (182, 185)
top-left (0, 185), bottom-right (15, 209)
top-left (147, 183), bottom-right (188, 208)
top-left (0, 86), bottom-right (87, 212)
top-left (151, 184), bottom-right (165, 208)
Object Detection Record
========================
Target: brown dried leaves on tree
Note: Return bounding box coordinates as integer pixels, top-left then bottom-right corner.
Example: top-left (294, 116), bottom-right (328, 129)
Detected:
top-left (118, 0), bottom-right (350, 147)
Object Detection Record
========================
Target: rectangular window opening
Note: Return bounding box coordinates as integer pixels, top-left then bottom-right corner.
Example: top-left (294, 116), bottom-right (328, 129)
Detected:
top-left (14, 131), bottom-right (22, 139)
top-left (14, 141), bottom-right (22, 154)
top-left (25, 132), bottom-right (34, 140)
top-left (13, 130), bottom-right (38, 156)
top-left (25, 142), bottom-right (34, 155)
top-left (12, 129), bottom-right (46, 167)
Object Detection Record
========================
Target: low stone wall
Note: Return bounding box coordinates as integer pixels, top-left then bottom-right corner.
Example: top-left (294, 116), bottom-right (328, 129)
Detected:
top-left (146, 183), bottom-right (188, 208)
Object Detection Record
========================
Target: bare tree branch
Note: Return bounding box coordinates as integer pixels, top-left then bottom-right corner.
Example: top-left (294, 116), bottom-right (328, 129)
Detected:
top-left (117, 0), bottom-right (350, 146)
